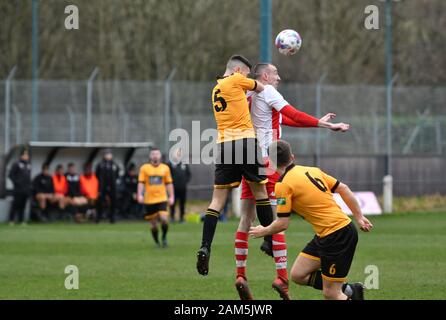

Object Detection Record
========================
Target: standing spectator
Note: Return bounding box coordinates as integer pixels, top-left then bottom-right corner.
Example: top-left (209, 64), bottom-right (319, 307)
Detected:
top-left (122, 163), bottom-right (139, 219)
top-left (95, 149), bottom-right (120, 223)
top-left (80, 162), bottom-right (99, 219)
top-left (8, 148), bottom-right (31, 225)
top-left (52, 164), bottom-right (68, 216)
top-left (168, 148), bottom-right (191, 223)
top-left (66, 163), bottom-right (88, 223)
top-left (32, 163), bottom-right (55, 221)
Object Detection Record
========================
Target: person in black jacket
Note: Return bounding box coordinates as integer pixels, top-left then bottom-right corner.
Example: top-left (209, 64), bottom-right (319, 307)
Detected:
top-left (8, 148), bottom-right (32, 225)
top-left (168, 148), bottom-right (191, 223)
top-left (66, 163), bottom-right (88, 223)
top-left (122, 163), bottom-right (139, 219)
top-left (95, 149), bottom-right (120, 223)
top-left (32, 163), bottom-right (55, 221)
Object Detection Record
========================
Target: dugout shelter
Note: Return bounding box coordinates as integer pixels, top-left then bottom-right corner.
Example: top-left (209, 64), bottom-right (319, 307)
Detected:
top-left (0, 142), bottom-right (152, 221)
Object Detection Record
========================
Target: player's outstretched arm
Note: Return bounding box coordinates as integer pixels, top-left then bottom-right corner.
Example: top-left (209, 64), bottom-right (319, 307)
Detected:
top-left (280, 107), bottom-right (350, 132)
top-left (249, 217), bottom-right (290, 238)
top-left (280, 105), bottom-right (319, 128)
top-left (336, 183), bottom-right (373, 232)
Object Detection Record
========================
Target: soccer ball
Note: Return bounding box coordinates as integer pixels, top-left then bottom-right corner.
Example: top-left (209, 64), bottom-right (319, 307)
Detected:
top-left (275, 29), bottom-right (302, 56)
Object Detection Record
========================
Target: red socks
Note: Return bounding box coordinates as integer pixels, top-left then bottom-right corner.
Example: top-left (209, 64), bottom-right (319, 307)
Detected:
top-left (235, 231), bottom-right (288, 282)
top-left (235, 231), bottom-right (249, 278)
top-left (272, 233), bottom-right (288, 281)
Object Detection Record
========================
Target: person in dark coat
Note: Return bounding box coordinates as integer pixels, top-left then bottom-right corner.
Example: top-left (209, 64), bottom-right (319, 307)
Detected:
top-left (95, 149), bottom-right (120, 223)
top-left (122, 163), bottom-right (140, 218)
top-left (32, 163), bottom-right (55, 221)
top-left (168, 148), bottom-right (191, 223)
top-left (66, 163), bottom-right (88, 223)
top-left (8, 148), bottom-right (32, 225)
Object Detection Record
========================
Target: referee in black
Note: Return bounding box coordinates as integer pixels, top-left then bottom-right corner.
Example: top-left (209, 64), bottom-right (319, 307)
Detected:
top-left (8, 148), bottom-right (32, 225)
top-left (95, 149), bottom-right (120, 223)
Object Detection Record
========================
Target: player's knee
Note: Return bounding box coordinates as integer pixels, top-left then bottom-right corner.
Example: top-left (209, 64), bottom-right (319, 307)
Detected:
top-left (247, 182), bottom-right (267, 198)
top-left (160, 216), bottom-right (169, 224)
top-left (253, 189), bottom-right (268, 200)
top-left (291, 270), bottom-right (308, 285)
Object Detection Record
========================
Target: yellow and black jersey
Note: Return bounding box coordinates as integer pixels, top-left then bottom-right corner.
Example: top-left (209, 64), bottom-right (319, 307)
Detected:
top-left (138, 163), bottom-right (173, 205)
top-left (212, 72), bottom-right (257, 143)
top-left (275, 164), bottom-right (351, 238)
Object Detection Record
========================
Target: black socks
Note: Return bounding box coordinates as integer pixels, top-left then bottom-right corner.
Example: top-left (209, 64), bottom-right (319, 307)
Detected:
top-left (201, 208), bottom-right (220, 249)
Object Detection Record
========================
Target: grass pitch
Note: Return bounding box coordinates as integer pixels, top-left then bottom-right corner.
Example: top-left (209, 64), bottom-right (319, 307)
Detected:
top-left (0, 211), bottom-right (445, 300)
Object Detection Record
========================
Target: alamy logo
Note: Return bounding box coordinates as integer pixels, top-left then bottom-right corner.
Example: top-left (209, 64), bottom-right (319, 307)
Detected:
top-left (64, 265), bottom-right (79, 290)
top-left (65, 5), bottom-right (79, 30)
top-left (364, 265), bottom-right (379, 290)
top-left (364, 5), bottom-right (379, 30)
top-left (365, 1), bottom-right (402, 30)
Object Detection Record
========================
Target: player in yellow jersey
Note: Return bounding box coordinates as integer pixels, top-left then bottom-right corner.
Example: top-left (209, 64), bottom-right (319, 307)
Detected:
top-left (138, 147), bottom-right (174, 248)
top-left (250, 140), bottom-right (373, 300)
top-left (197, 55), bottom-right (279, 289)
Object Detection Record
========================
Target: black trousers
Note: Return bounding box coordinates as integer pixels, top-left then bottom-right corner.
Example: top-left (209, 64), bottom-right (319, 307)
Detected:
top-left (170, 188), bottom-right (187, 221)
top-left (96, 189), bottom-right (117, 223)
top-left (9, 193), bottom-right (29, 223)
top-left (121, 195), bottom-right (140, 218)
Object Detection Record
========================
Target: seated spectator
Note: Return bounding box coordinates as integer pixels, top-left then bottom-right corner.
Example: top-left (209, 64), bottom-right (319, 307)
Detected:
top-left (80, 163), bottom-right (99, 219)
top-left (52, 164), bottom-right (68, 214)
top-left (32, 163), bottom-right (55, 221)
top-left (66, 163), bottom-right (88, 223)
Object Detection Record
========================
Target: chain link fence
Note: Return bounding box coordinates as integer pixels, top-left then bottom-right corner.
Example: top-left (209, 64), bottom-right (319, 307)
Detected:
top-left (1, 79), bottom-right (445, 198)
top-left (1, 79), bottom-right (445, 156)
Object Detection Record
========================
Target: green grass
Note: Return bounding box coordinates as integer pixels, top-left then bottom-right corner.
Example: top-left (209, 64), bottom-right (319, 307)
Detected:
top-left (1, 211), bottom-right (446, 300)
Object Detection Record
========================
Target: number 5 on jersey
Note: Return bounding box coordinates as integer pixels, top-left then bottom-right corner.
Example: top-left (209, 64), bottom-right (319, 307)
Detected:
top-left (213, 89), bottom-right (227, 112)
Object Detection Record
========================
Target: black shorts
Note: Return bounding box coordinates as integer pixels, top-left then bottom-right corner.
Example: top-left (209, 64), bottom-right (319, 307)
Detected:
top-left (214, 138), bottom-right (267, 189)
top-left (300, 222), bottom-right (358, 282)
top-left (144, 202), bottom-right (168, 219)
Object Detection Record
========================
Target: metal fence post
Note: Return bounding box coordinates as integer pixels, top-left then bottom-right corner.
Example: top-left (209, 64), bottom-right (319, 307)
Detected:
top-left (31, 0), bottom-right (39, 142)
top-left (4, 66), bottom-right (17, 153)
top-left (383, 175), bottom-right (393, 213)
top-left (386, 73), bottom-right (398, 173)
top-left (436, 120), bottom-right (442, 155)
top-left (373, 114), bottom-right (379, 154)
top-left (164, 68), bottom-right (177, 154)
top-left (315, 73), bottom-right (326, 167)
top-left (86, 67), bottom-right (99, 143)
top-left (123, 113), bottom-right (129, 143)
top-left (66, 105), bottom-right (75, 142)
top-left (12, 105), bottom-right (21, 145)
top-left (119, 105), bottom-right (129, 143)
